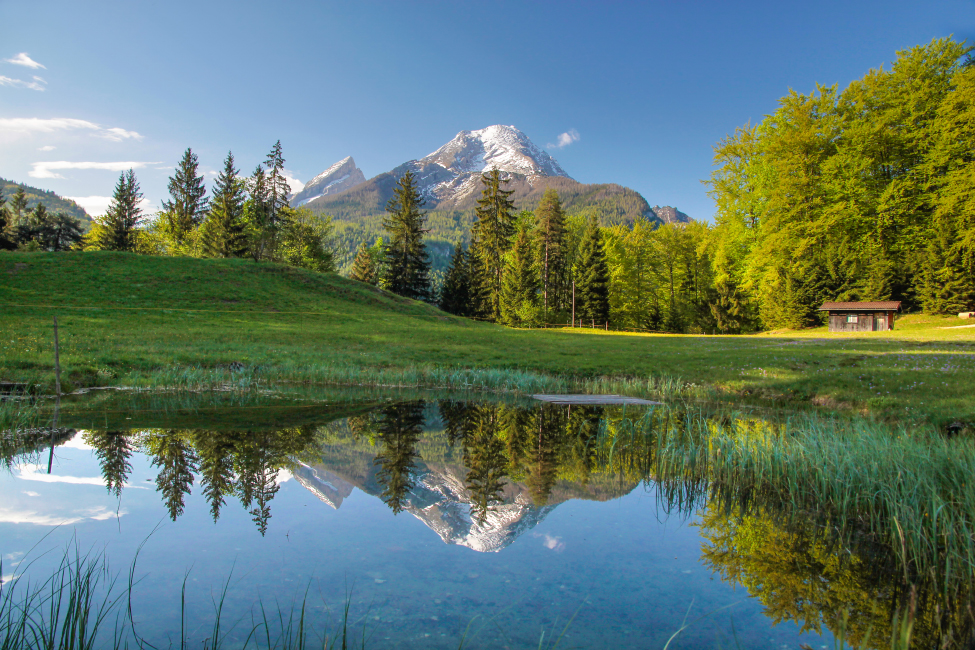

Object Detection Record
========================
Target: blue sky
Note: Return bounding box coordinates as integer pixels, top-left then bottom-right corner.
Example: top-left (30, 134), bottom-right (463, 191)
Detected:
top-left (1, 0), bottom-right (972, 220)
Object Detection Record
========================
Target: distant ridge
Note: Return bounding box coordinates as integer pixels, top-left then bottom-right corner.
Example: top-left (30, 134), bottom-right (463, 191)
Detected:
top-left (290, 156), bottom-right (366, 206)
top-left (0, 178), bottom-right (92, 228)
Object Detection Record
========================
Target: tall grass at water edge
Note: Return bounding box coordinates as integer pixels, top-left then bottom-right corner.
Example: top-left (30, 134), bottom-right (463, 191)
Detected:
top-left (646, 407), bottom-right (975, 590)
top-left (116, 362), bottom-right (716, 403)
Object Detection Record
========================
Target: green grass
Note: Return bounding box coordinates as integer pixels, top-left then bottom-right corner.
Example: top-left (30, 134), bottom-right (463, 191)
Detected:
top-left (1, 251), bottom-right (973, 426)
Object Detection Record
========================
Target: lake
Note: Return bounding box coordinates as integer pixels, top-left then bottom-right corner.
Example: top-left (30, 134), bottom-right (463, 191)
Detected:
top-left (0, 390), bottom-right (967, 648)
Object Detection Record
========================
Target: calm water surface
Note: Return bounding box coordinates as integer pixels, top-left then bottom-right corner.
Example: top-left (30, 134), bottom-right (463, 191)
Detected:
top-left (0, 393), bottom-right (866, 648)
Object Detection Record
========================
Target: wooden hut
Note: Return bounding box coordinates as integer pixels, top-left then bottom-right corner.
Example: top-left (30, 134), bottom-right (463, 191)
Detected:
top-left (818, 301), bottom-right (901, 332)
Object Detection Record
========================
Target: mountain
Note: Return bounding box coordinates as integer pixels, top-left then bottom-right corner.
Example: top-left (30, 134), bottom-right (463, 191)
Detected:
top-left (653, 205), bottom-right (692, 224)
top-left (296, 125), bottom-right (690, 272)
top-left (292, 453), bottom-right (638, 553)
top-left (290, 156), bottom-right (367, 207)
top-left (0, 178), bottom-right (92, 229)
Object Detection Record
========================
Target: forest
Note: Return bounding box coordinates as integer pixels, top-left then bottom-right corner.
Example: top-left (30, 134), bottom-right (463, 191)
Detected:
top-left (1, 37), bottom-right (971, 333)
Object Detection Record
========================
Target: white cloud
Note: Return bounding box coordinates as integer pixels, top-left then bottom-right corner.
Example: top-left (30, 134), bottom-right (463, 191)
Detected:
top-left (29, 160), bottom-right (160, 180)
top-left (5, 53), bottom-right (46, 69)
top-left (66, 195), bottom-right (153, 217)
top-left (0, 508), bottom-right (85, 526)
top-left (17, 464), bottom-right (148, 489)
top-left (0, 117), bottom-right (143, 141)
top-left (38, 145), bottom-right (56, 151)
top-left (283, 170), bottom-right (305, 193)
top-left (0, 75), bottom-right (46, 91)
top-left (547, 129), bottom-right (580, 150)
top-left (22, 491), bottom-right (40, 497)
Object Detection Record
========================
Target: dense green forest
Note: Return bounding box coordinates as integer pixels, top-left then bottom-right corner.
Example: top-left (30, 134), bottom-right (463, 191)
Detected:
top-left (0, 178), bottom-right (91, 227)
top-left (707, 37), bottom-right (975, 328)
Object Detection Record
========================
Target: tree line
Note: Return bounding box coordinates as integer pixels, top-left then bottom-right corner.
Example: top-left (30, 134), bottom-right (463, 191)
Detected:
top-left (355, 37), bottom-right (975, 332)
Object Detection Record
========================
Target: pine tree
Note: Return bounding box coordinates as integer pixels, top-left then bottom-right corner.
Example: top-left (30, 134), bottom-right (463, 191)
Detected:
top-left (0, 190), bottom-right (13, 250)
top-left (148, 431), bottom-right (199, 521)
top-left (500, 220), bottom-right (540, 326)
top-left (382, 170), bottom-right (432, 301)
top-left (265, 140), bottom-right (291, 226)
top-left (89, 170), bottom-right (144, 252)
top-left (439, 242), bottom-right (472, 315)
top-left (373, 402), bottom-right (424, 515)
top-left (575, 214), bottom-right (610, 325)
top-left (161, 148), bottom-right (208, 248)
top-left (471, 169), bottom-right (516, 320)
top-left (245, 165), bottom-right (272, 261)
top-left (9, 186), bottom-right (28, 227)
top-left (202, 152), bottom-right (248, 258)
top-left (535, 188), bottom-right (568, 315)
top-left (85, 431), bottom-right (134, 498)
top-left (349, 240), bottom-right (378, 284)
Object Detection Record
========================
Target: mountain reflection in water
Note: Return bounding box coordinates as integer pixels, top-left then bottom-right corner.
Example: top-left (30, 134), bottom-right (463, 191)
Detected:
top-left (4, 396), bottom-right (974, 649)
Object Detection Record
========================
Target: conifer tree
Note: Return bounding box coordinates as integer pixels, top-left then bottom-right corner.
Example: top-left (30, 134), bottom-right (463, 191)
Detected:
top-left (501, 220), bottom-right (540, 326)
top-left (88, 170), bottom-right (144, 252)
top-left (350, 240), bottom-right (378, 285)
top-left (471, 169), bottom-right (516, 320)
top-left (575, 214), bottom-right (610, 325)
top-left (202, 152), bottom-right (248, 258)
top-left (245, 165), bottom-right (272, 261)
top-left (265, 140), bottom-right (291, 225)
top-left (9, 186), bottom-right (28, 227)
top-left (382, 170), bottom-right (432, 301)
top-left (373, 402), bottom-right (424, 514)
top-left (0, 190), bottom-right (13, 250)
top-left (439, 242), bottom-right (472, 315)
top-left (535, 188), bottom-right (568, 315)
top-left (161, 148), bottom-right (208, 247)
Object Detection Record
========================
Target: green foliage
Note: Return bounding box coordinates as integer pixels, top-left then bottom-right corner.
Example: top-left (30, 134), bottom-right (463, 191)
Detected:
top-left (12, 203), bottom-right (85, 252)
top-left (201, 152), bottom-right (249, 259)
top-left (382, 170), bottom-right (432, 301)
top-left (472, 169), bottom-right (516, 320)
top-left (276, 207), bottom-right (336, 273)
top-left (84, 169), bottom-right (144, 252)
top-left (574, 214), bottom-right (610, 325)
top-left (349, 240), bottom-right (378, 285)
top-left (500, 219), bottom-right (540, 327)
top-left (160, 148), bottom-right (209, 250)
top-left (535, 188), bottom-right (568, 316)
top-left (0, 177), bottom-right (91, 228)
top-left (438, 242), bottom-right (471, 315)
top-left (707, 37), bottom-right (975, 323)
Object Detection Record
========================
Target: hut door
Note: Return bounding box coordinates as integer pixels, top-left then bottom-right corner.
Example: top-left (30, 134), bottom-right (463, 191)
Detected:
top-left (875, 314), bottom-right (887, 331)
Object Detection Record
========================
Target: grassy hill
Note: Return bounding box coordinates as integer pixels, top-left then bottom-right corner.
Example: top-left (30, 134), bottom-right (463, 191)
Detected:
top-left (0, 251), bottom-right (973, 426)
top-left (1, 178), bottom-right (92, 229)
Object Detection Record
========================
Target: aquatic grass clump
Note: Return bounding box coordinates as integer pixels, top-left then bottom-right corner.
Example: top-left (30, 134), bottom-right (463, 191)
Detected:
top-left (649, 410), bottom-right (975, 589)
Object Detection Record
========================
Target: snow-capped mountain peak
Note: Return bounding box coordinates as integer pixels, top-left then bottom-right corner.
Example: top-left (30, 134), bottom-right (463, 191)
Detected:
top-left (420, 125), bottom-right (571, 180)
top-left (290, 156), bottom-right (367, 207)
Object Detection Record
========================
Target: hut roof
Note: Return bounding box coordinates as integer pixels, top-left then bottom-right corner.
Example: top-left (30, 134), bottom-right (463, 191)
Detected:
top-left (818, 301), bottom-right (902, 312)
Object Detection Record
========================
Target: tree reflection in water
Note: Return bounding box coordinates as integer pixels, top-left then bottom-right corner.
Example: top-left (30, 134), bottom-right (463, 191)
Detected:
top-left (68, 398), bottom-right (975, 647)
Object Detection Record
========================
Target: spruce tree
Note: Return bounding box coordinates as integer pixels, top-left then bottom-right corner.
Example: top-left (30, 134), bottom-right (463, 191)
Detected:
top-left (161, 148), bottom-right (208, 247)
top-left (439, 242), bottom-right (472, 315)
top-left (535, 188), bottom-right (568, 315)
top-left (373, 402), bottom-right (424, 514)
top-left (500, 220), bottom-right (540, 326)
top-left (245, 165), bottom-right (272, 261)
top-left (264, 140), bottom-right (291, 226)
top-left (350, 240), bottom-right (378, 285)
top-left (202, 152), bottom-right (248, 258)
top-left (9, 186), bottom-right (28, 227)
top-left (91, 170), bottom-right (144, 252)
top-left (471, 169), bottom-right (516, 320)
top-left (575, 214), bottom-right (610, 325)
top-left (0, 190), bottom-right (13, 250)
top-left (382, 170), bottom-right (432, 301)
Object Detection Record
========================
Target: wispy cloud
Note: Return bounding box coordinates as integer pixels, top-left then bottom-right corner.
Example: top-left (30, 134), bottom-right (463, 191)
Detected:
top-left (0, 75), bottom-right (46, 91)
top-left (5, 53), bottom-right (46, 69)
top-left (0, 117), bottom-right (143, 141)
top-left (29, 160), bottom-right (160, 179)
top-left (283, 169), bottom-right (305, 193)
top-left (38, 145), bottom-right (56, 151)
top-left (547, 129), bottom-right (580, 150)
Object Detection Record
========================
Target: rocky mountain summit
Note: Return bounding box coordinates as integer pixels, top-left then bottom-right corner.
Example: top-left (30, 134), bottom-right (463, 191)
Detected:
top-left (652, 205), bottom-right (692, 224)
top-left (290, 156), bottom-right (366, 206)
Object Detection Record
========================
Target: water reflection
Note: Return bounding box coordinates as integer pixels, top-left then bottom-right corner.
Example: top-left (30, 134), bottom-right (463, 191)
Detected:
top-left (5, 395), bottom-right (973, 648)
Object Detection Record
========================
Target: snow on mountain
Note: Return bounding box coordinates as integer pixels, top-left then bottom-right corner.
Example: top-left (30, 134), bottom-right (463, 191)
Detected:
top-left (290, 156), bottom-right (366, 207)
top-left (403, 125), bottom-right (572, 204)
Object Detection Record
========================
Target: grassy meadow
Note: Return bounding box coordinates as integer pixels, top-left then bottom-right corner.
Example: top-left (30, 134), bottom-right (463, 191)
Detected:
top-left (0, 251), bottom-right (973, 427)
